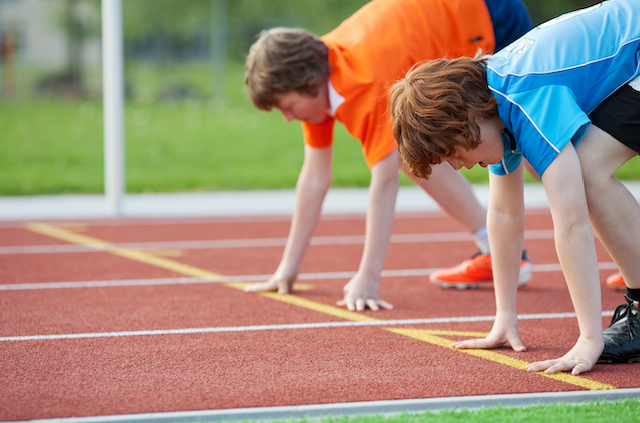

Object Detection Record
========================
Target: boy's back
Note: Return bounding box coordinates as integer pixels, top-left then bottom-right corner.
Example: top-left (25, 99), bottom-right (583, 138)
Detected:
top-left (307, 0), bottom-right (496, 166)
top-left (324, 0), bottom-right (495, 85)
top-left (487, 0), bottom-right (640, 176)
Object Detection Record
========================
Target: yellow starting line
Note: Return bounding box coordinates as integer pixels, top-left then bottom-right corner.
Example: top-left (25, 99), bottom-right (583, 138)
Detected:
top-left (26, 222), bottom-right (615, 391)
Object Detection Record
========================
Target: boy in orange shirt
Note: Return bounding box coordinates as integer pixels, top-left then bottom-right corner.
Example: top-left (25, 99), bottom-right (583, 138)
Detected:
top-left (244, 0), bottom-right (532, 311)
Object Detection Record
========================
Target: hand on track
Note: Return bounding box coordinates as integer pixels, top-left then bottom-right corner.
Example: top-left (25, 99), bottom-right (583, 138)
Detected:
top-left (525, 336), bottom-right (603, 375)
top-left (453, 312), bottom-right (526, 352)
top-left (243, 273), bottom-right (297, 294)
top-left (336, 274), bottom-right (393, 311)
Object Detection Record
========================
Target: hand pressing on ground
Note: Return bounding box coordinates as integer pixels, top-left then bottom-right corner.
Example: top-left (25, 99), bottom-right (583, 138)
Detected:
top-left (336, 272), bottom-right (393, 311)
top-left (452, 311), bottom-right (527, 352)
top-left (525, 335), bottom-right (603, 375)
top-left (244, 272), bottom-right (298, 294)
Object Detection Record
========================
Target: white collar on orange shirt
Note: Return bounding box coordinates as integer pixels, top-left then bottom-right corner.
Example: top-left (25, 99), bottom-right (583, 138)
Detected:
top-left (327, 80), bottom-right (345, 116)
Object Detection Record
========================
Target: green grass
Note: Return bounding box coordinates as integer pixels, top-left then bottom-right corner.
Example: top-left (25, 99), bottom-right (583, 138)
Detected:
top-left (1, 62), bottom-right (370, 195)
top-left (2, 62), bottom-right (640, 196)
top-left (0, 98), bottom-right (371, 195)
top-left (240, 398), bottom-right (640, 423)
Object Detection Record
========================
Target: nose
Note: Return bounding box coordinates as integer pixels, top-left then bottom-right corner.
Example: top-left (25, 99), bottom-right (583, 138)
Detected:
top-left (282, 111), bottom-right (295, 122)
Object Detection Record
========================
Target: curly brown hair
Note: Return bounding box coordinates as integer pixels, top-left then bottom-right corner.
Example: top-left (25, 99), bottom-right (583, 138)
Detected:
top-left (245, 27), bottom-right (329, 111)
top-left (388, 55), bottom-right (498, 179)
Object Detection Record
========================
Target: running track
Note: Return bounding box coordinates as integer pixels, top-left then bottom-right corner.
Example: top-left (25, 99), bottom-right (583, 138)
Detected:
top-left (1, 207), bottom-right (640, 421)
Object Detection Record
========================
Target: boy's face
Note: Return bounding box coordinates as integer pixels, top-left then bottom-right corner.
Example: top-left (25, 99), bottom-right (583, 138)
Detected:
top-left (273, 85), bottom-right (331, 124)
top-left (445, 118), bottom-right (505, 171)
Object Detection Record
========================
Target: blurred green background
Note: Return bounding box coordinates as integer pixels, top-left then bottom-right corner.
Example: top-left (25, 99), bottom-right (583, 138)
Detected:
top-left (1, 0), bottom-right (637, 196)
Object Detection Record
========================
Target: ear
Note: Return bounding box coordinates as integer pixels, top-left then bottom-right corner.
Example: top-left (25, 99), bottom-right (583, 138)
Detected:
top-left (467, 111), bottom-right (483, 124)
top-left (465, 107), bottom-right (482, 126)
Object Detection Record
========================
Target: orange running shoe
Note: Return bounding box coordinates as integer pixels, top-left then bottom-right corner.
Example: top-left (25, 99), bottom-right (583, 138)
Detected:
top-left (606, 272), bottom-right (626, 290)
top-left (429, 250), bottom-right (532, 290)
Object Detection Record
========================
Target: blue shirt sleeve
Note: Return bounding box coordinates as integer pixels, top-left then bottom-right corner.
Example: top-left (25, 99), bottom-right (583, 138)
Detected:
top-left (489, 85), bottom-right (592, 176)
top-left (488, 131), bottom-right (522, 176)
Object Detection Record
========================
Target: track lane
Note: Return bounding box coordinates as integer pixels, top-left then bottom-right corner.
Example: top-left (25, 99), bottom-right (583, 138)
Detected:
top-left (20, 223), bottom-right (624, 390)
top-left (0, 212), bottom-right (636, 421)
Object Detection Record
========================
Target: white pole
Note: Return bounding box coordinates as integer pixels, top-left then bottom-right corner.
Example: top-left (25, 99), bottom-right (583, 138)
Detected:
top-left (102, 0), bottom-right (125, 216)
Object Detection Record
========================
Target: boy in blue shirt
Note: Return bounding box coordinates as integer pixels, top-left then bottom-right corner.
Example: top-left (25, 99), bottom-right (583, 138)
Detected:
top-left (388, 0), bottom-right (640, 373)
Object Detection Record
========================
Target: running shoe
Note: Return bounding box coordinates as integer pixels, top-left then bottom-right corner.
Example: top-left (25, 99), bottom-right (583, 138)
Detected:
top-left (429, 250), bottom-right (532, 290)
top-left (606, 272), bottom-right (626, 290)
top-left (598, 294), bottom-right (640, 364)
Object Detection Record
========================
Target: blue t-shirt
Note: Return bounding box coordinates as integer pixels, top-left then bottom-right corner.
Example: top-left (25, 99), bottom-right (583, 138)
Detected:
top-left (487, 0), bottom-right (640, 177)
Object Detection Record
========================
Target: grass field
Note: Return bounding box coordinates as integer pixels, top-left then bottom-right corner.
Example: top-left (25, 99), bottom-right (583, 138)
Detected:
top-left (3, 62), bottom-right (640, 196)
top-left (2, 63), bottom-right (373, 195)
top-left (268, 398), bottom-right (640, 423)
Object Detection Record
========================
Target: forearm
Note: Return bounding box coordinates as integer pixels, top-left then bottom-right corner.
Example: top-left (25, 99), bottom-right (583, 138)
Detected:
top-left (487, 169), bottom-right (525, 316)
top-left (336, 151), bottom-right (399, 311)
top-left (278, 174), bottom-right (330, 273)
top-left (276, 146), bottom-right (333, 276)
top-left (451, 168), bottom-right (527, 352)
top-left (358, 162), bottom-right (399, 278)
top-left (488, 207), bottom-right (524, 314)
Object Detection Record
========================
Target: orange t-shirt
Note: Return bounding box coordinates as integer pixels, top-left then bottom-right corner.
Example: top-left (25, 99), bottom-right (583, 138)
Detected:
top-left (301, 0), bottom-right (495, 168)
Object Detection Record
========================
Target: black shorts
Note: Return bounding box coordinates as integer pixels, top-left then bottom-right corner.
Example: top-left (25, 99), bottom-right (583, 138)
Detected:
top-left (589, 83), bottom-right (640, 154)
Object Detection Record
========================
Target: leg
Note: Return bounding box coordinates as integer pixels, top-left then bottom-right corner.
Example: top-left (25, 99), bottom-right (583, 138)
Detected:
top-left (404, 160), bottom-right (486, 233)
top-left (577, 124), bottom-right (640, 364)
top-left (400, 159), bottom-right (531, 289)
top-left (577, 125), bottom-right (640, 290)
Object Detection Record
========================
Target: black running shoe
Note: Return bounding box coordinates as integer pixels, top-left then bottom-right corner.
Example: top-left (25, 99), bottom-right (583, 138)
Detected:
top-left (598, 294), bottom-right (640, 364)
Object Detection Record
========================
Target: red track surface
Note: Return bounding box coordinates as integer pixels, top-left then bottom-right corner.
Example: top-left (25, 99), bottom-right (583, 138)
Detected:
top-left (1, 210), bottom-right (638, 421)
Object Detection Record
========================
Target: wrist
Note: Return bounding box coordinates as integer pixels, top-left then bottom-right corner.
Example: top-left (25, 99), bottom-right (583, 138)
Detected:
top-left (275, 264), bottom-right (300, 280)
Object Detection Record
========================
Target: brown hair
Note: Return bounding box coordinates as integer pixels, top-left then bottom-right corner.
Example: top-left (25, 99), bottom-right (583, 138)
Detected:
top-left (388, 55), bottom-right (498, 179)
top-left (245, 27), bottom-right (329, 111)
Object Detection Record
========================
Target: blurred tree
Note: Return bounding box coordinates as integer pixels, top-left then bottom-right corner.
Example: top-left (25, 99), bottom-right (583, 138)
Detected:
top-left (121, 0), bottom-right (368, 62)
top-left (0, 26), bottom-right (18, 98)
top-left (37, 0), bottom-right (100, 98)
top-left (123, 0), bottom-right (211, 65)
top-left (120, 0), bottom-right (606, 63)
top-left (227, 0), bottom-right (368, 60)
top-left (113, 0), bottom-right (604, 102)
top-left (524, 0), bottom-right (601, 25)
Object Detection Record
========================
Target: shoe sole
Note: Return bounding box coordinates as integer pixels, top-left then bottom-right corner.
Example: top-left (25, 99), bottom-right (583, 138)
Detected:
top-left (434, 280), bottom-right (529, 290)
top-left (606, 284), bottom-right (626, 291)
top-left (597, 356), bottom-right (640, 364)
top-left (435, 282), bottom-right (482, 290)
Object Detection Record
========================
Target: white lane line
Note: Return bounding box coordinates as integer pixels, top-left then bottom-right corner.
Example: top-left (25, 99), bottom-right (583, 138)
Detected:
top-left (0, 311), bottom-right (614, 342)
top-left (0, 262), bottom-right (619, 291)
top-left (0, 230), bottom-right (556, 255)
top-left (0, 277), bottom-right (223, 290)
top-left (0, 212), bottom-right (446, 229)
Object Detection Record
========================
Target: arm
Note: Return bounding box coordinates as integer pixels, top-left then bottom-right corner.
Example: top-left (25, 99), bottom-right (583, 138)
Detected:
top-left (526, 143), bottom-right (603, 375)
top-left (336, 150), bottom-right (399, 311)
top-left (244, 144), bottom-right (333, 294)
top-left (453, 162), bottom-right (527, 351)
